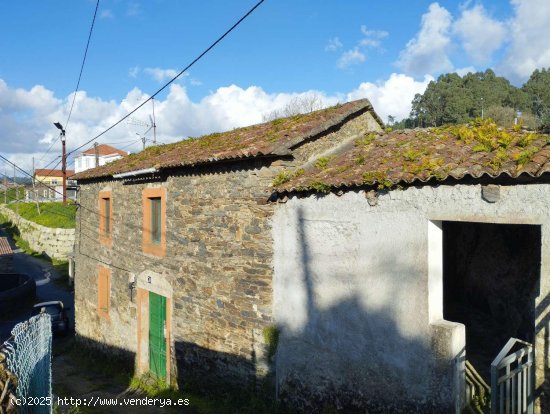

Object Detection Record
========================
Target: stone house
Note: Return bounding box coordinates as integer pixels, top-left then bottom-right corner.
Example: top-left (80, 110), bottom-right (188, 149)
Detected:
top-left (71, 99), bottom-right (383, 401)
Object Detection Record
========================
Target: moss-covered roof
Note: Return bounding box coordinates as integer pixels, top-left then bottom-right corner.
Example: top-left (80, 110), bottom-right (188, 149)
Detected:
top-left (275, 119), bottom-right (550, 193)
top-left (74, 99), bottom-right (380, 180)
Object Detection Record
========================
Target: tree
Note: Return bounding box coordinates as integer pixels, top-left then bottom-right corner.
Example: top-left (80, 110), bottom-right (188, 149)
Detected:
top-left (409, 69), bottom-right (534, 127)
top-left (522, 68), bottom-right (550, 128)
top-left (262, 93), bottom-right (325, 122)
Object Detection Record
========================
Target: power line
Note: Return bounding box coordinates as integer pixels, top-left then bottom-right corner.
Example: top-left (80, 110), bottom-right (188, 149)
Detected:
top-left (37, 139), bottom-right (58, 164)
top-left (1, 0), bottom-right (266, 211)
top-left (67, 0), bottom-right (266, 158)
top-left (65, 0), bottom-right (100, 130)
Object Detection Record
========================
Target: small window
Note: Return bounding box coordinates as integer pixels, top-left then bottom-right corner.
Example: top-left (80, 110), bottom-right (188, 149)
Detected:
top-left (51, 179), bottom-right (58, 185)
top-left (99, 191), bottom-right (113, 246)
top-left (151, 197), bottom-right (161, 245)
top-left (97, 266), bottom-right (111, 319)
top-left (103, 198), bottom-right (111, 236)
top-left (142, 188), bottom-right (166, 257)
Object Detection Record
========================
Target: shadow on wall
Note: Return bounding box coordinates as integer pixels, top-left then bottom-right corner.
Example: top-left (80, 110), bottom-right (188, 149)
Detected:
top-left (272, 206), bottom-right (458, 413)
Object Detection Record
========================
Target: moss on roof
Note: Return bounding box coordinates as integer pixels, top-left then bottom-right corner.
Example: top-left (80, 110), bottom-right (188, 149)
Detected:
top-left (74, 99), bottom-right (379, 180)
top-left (276, 118), bottom-right (550, 193)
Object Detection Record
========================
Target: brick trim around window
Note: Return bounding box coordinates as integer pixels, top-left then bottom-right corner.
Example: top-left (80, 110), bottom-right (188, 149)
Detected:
top-left (142, 187), bottom-right (167, 257)
top-left (97, 266), bottom-right (111, 319)
top-left (99, 191), bottom-right (113, 246)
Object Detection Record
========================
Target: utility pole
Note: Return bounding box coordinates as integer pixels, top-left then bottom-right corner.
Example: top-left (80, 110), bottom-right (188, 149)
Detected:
top-left (481, 97), bottom-right (484, 120)
top-left (54, 122), bottom-right (67, 205)
top-left (13, 164), bottom-right (18, 215)
top-left (94, 142), bottom-right (99, 168)
top-left (152, 98), bottom-right (157, 145)
top-left (32, 157), bottom-right (40, 215)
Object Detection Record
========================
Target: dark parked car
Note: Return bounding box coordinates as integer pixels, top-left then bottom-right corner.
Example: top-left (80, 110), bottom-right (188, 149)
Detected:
top-left (31, 301), bottom-right (70, 335)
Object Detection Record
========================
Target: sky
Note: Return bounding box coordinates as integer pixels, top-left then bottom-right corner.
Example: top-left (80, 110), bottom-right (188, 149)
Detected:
top-left (1, 0), bottom-right (550, 174)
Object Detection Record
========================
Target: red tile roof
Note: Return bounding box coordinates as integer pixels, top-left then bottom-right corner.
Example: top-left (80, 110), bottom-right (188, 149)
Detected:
top-left (81, 144), bottom-right (128, 157)
top-left (275, 120), bottom-right (550, 193)
top-left (35, 169), bottom-right (75, 178)
top-left (73, 99), bottom-right (380, 180)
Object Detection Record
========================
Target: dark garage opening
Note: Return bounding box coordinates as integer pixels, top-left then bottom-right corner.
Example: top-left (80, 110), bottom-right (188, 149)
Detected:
top-left (443, 221), bottom-right (541, 381)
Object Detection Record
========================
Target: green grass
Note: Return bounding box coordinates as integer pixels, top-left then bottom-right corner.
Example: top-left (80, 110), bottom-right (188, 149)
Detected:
top-left (5, 202), bottom-right (76, 228)
top-left (0, 187), bottom-right (25, 204)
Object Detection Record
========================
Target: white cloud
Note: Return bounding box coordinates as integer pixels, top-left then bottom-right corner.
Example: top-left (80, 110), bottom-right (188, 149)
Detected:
top-left (143, 68), bottom-right (180, 83)
top-left (347, 73), bottom-right (433, 122)
top-left (396, 2), bottom-right (453, 77)
top-left (0, 79), bottom-right (339, 173)
top-left (453, 4), bottom-right (506, 65)
top-left (338, 48), bottom-right (366, 69)
top-left (455, 66), bottom-right (476, 77)
top-left (325, 37), bottom-right (343, 52)
top-left (128, 66), bottom-right (140, 78)
top-left (335, 25), bottom-right (387, 70)
top-left (359, 25), bottom-right (388, 48)
top-left (500, 0), bottom-right (550, 82)
top-left (100, 9), bottom-right (114, 19)
top-left (127, 2), bottom-right (141, 17)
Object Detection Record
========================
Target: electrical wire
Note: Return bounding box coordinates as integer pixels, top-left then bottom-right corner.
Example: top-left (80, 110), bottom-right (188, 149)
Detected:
top-left (37, 139), bottom-right (58, 164)
top-left (64, 0), bottom-right (100, 130)
top-left (67, 0), bottom-right (266, 158)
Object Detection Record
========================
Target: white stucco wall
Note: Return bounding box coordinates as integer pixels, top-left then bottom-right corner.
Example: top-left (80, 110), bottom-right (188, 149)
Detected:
top-left (273, 182), bottom-right (550, 412)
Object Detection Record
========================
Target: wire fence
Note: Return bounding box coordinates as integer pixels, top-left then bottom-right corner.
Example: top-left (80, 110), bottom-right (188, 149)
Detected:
top-left (2, 313), bottom-right (52, 414)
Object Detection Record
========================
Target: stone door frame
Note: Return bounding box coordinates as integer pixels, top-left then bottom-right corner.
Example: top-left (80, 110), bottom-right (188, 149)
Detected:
top-left (136, 270), bottom-right (173, 384)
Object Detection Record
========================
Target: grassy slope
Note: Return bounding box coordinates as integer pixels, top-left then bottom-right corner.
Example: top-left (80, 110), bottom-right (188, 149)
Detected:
top-left (5, 202), bottom-right (76, 228)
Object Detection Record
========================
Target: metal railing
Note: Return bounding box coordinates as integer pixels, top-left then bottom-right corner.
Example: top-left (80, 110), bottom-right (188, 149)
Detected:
top-left (490, 338), bottom-right (534, 414)
top-left (466, 360), bottom-right (490, 413)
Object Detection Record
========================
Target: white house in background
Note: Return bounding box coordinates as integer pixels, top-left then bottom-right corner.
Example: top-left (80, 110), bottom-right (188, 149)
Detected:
top-left (74, 144), bottom-right (129, 174)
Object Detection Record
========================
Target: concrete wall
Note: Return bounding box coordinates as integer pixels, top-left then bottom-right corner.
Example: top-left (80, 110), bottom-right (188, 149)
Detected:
top-left (0, 205), bottom-right (75, 260)
top-left (273, 183), bottom-right (550, 412)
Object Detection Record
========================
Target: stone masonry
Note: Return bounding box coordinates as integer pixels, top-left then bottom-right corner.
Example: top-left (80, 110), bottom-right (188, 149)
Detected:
top-left (0, 205), bottom-right (75, 260)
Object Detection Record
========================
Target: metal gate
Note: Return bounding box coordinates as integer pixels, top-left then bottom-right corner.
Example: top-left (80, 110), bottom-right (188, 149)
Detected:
top-left (490, 338), bottom-right (534, 414)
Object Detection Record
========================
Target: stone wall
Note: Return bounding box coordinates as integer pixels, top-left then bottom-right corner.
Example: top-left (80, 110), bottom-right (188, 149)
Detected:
top-left (75, 160), bottom-right (280, 390)
top-left (273, 183), bottom-right (550, 413)
top-left (0, 205), bottom-right (75, 260)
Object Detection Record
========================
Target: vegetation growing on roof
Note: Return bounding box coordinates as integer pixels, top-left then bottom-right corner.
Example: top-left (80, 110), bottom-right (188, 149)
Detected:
top-left (272, 168), bottom-right (305, 186)
top-left (354, 132), bottom-right (378, 147)
top-left (514, 147), bottom-right (540, 166)
top-left (310, 181), bottom-right (332, 193)
top-left (275, 118), bottom-right (550, 194)
top-left (403, 149), bottom-right (426, 162)
top-left (314, 156), bottom-right (334, 170)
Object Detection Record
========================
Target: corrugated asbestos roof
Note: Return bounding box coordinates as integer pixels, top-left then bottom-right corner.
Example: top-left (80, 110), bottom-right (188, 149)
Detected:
top-left (275, 120), bottom-right (550, 193)
top-left (74, 99), bottom-right (379, 180)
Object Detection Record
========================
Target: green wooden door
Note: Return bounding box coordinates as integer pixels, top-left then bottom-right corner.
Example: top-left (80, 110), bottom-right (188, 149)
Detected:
top-left (149, 291), bottom-right (167, 379)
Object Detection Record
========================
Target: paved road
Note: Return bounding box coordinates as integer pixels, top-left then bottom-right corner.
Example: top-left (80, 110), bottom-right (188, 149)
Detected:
top-left (0, 226), bottom-right (74, 342)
